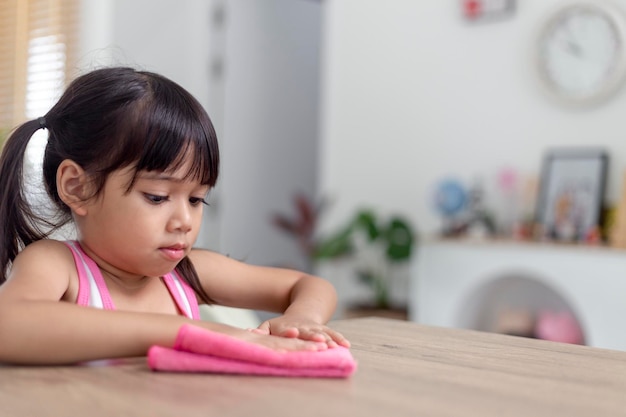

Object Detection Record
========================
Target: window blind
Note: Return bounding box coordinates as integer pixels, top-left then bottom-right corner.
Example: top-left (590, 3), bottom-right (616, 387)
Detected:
top-left (0, 0), bottom-right (80, 134)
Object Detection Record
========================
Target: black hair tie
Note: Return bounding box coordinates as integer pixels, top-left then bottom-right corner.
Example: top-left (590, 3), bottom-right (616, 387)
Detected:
top-left (38, 117), bottom-right (47, 130)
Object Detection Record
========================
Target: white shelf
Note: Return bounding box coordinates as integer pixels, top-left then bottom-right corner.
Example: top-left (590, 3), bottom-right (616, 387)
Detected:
top-left (410, 238), bottom-right (626, 350)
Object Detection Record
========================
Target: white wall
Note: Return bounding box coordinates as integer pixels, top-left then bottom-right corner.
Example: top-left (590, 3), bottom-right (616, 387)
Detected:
top-left (218, 0), bottom-right (321, 269)
top-left (318, 0), bottom-right (626, 236)
top-left (79, 0), bottom-right (212, 99)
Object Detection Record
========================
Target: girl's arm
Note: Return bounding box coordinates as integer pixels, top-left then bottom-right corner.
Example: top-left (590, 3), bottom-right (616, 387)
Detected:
top-left (189, 249), bottom-right (350, 348)
top-left (0, 241), bottom-right (326, 365)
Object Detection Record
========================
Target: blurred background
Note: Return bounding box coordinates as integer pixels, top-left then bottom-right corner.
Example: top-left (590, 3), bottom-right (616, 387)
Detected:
top-left (4, 0), bottom-right (626, 349)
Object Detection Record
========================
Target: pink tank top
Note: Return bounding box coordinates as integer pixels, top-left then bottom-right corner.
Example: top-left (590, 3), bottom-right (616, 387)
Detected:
top-left (63, 241), bottom-right (200, 319)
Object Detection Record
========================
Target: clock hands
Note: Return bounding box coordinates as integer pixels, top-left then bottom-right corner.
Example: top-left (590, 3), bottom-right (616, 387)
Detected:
top-left (564, 38), bottom-right (583, 57)
top-left (561, 22), bottom-right (584, 58)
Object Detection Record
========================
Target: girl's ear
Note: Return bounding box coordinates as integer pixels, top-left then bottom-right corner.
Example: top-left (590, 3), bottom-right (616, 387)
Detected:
top-left (57, 159), bottom-right (91, 216)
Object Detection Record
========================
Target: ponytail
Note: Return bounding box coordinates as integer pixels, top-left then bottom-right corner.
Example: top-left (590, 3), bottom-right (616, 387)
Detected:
top-left (0, 119), bottom-right (59, 284)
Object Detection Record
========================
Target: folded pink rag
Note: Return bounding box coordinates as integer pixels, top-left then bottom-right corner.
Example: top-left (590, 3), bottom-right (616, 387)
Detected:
top-left (147, 324), bottom-right (357, 378)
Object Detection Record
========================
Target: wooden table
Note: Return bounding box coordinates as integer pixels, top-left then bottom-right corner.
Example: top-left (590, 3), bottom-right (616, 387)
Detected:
top-left (2, 317), bottom-right (625, 416)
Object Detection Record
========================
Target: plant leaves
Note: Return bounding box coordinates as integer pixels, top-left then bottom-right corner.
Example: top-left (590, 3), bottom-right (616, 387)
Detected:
top-left (295, 193), bottom-right (316, 235)
top-left (384, 217), bottom-right (414, 261)
top-left (356, 270), bottom-right (376, 286)
top-left (354, 210), bottom-right (379, 240)
top-left (313, 226), bottom-right (354, 259)
top-left (271, 215), bottom-right (297, 234)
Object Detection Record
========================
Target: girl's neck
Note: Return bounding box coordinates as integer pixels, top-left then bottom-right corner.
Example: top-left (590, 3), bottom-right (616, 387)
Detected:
top-left (100, 269), bottom-right (153, 291)
top-left (77, 241), bottom-right (154, 290)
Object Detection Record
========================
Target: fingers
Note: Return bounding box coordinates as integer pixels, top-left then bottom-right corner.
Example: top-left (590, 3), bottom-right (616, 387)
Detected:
top-left (265, 335), bottom-right (328, 352)
top-left (248, 328), bottom-right (269, 335)
top-left (255, 319), bottom-right (351, 349)
top-left (252, 321), bottom-right (298, 338)
top-left (255, 321), bottom-right (270, 334)
top-left (329, 329), bottom-right (351, 348)
top-left (290, 326), bottom-right (351, 349)
top-left (241, 328), bottom-right (327, 352)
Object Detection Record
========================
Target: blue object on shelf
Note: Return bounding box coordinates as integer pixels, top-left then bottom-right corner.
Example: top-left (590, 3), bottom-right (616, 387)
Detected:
top-left (434, 179), bottom-right (467, 218)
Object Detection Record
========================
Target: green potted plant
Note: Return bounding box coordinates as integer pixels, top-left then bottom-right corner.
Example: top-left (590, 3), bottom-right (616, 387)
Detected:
top-left (313, 209), bottom-right (416, 312)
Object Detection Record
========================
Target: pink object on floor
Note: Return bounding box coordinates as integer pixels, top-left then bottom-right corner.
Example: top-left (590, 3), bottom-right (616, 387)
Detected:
top-left (535, 310), bottom-right (585, 345)
top-left (147, 324), bottom-right (357, 378)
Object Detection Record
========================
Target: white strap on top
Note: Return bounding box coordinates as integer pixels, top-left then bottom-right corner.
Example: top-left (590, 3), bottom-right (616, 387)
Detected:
top-left (162, 270), bottom-right (201, 320)
top-left (65, 241), bottom-right (115, 310)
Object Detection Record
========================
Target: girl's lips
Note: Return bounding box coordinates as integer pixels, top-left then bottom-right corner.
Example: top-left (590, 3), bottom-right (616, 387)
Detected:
top-left (160, 246), bottom-right (186, 261)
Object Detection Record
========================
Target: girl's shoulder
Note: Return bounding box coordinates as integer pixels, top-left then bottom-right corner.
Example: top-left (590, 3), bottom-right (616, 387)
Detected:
top-left (20, 238), bottom-right (74, 256)
top-left (6, 240), bottom-right (77, 301)
top-left (14, 239), bottom-right (76, 274)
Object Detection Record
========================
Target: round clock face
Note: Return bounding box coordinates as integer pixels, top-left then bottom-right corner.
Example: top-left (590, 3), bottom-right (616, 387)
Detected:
top-left (537, 2), bottom-right (626, 105)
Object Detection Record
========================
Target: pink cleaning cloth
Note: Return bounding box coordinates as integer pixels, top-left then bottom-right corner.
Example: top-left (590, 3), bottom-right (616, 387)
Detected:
top-left (147, 324), bottom-right (357, 378)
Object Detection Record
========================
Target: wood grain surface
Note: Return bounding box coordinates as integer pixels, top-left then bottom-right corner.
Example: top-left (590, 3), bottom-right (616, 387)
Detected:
top-left (1, 317), bottom-right (625, 416)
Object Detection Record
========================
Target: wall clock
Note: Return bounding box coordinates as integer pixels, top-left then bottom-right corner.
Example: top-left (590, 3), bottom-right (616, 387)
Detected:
top-left (536, 1), bottom-right (626, 106)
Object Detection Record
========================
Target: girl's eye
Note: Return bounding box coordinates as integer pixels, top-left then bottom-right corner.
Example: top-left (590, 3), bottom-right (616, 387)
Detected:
top-left (189, 197), bottom-right (209, 207)
top-left (144, 194), bottom-right (169, 204)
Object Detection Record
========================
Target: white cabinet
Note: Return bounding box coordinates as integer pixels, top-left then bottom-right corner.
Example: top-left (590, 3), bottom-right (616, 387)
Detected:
top-left (410, 239), bottom-right (626, 350)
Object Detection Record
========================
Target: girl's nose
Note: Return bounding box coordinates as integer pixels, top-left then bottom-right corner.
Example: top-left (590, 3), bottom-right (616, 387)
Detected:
top-left (168, 201), bottom-right (193, 233)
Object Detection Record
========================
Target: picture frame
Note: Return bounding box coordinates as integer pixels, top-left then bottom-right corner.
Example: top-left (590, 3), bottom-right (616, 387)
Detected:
top-left (536, 148), bottom-right (608, 242)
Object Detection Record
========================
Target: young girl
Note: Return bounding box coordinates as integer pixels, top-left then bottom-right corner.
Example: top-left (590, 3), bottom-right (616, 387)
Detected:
top-left (0, 66), bottom-right (349, 365)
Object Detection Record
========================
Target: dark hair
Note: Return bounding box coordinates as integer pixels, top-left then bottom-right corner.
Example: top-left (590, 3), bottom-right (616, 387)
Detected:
top-left (0, 67), bottom-right (219, 304)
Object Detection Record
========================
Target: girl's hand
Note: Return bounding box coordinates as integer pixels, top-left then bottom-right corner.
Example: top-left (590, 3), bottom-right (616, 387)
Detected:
top-left (251, 315), bottom-right (351, 348)
top-left (206, 323), bottom-right (329, 352)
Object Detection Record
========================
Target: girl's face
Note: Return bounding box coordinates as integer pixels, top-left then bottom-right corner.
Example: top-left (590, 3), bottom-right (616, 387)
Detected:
top-left (76, 159), bottom-right (210, 279)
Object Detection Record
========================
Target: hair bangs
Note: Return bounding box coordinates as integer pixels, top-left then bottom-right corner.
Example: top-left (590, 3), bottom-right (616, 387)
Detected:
top-left (131, 91), bottom-right (219, 188)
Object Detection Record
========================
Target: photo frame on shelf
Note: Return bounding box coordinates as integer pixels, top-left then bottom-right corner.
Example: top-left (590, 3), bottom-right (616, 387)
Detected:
top-left (536, 148), bottom-right (608, 242)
